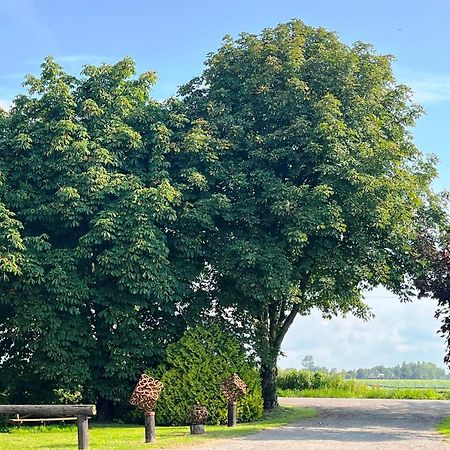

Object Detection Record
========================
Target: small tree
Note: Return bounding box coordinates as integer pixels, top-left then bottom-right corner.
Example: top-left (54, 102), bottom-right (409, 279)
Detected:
top-left (152, 324), bottom-right (263, 425)
top-left (301, 355), bottom-right (316, 371)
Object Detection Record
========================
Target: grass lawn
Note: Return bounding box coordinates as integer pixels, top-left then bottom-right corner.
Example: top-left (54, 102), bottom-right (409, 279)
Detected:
top-left (359, 379), bottom-right (450, 390)
top-left (278, 378), bottom-right (450, 400)
top-left (0, 406), bottom-right (315, 450)
top-left (437, 415), bottom-right (450, 437)
top-left (279, 386), bottom-right (450, 400)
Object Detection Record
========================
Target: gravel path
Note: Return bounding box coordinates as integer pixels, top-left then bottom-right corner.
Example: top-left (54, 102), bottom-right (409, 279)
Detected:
top-left (198, 397), bottom-right (450, 449)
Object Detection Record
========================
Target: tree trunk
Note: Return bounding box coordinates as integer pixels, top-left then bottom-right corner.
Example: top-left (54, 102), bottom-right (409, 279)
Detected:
top-left (258, 301), bottom-right (302, 410)
top-left (97, 398), bottom-right (114, 422)
top-left (261, 361), bottom-right (278, 410)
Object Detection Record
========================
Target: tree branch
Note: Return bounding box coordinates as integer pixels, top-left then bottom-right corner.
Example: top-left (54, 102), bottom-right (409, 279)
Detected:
top-left (274, 303), bottom-right (300, 350)
top-left (273, 277), bottom-right (309, 350)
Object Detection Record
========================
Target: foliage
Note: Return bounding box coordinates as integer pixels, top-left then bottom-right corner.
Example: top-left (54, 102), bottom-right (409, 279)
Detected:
top-left (0, 57), bottom-right (207, 414)
top-left (53, 388), bottom-right (83, 404)
top-left (412, 229), bottom-right (450, 370)
top-left (278, 369), bottom-right (348, 391)
top-left (0, 18), bottom-right (447, 417)
top-left (149, 325), bottom-right (263, 425)
top-left (279, 369), bottom-right (313, 390)
top-left (179, 19), bottom-right (445, 408)
top-left (300, 355), bottom-right (328, 372)
top-left (0, 110), bottom-right (25, 279)
top-left (280, 358), bottom-right (448, 381)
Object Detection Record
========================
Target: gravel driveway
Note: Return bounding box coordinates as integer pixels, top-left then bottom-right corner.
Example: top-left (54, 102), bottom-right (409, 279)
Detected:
top-left (198, 397), bottom-right (450, 449)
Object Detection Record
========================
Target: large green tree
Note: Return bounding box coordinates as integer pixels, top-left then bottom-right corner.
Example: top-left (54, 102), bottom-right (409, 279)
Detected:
top-left (179, 20), bottom-right (443, 409)
top-left (0, 58), bottom-right (206, 418)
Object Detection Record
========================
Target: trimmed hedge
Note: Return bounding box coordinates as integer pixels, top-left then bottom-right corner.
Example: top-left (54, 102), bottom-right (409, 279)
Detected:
top-left (150, 324), bottom-right (263, 425)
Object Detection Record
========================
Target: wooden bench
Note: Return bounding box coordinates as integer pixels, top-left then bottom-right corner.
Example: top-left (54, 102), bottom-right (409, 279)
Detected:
top-left (0, 404), bottom-right (96, 449)
top-left (9, 414), bottom-right (78, 424)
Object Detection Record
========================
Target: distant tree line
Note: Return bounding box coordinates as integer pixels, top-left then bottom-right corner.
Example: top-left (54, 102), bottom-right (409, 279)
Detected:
top-left (293, 355), bottom-right (448, 379)
top-left (346, 362), bottom-right (447, 380)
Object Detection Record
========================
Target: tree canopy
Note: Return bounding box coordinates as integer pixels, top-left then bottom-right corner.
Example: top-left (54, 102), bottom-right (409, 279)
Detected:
top-left (179, 20), bottom-right (443, 408)
top-left (0, 57), bottom-right (207, 417)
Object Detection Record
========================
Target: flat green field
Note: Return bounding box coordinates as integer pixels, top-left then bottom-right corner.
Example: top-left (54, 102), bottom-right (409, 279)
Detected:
top-left (278, 378), bottom-right (450, 399)
top-left (0, 406), bottom-right (315, 450)
top-left (358, 379), bottom-right (450, 390)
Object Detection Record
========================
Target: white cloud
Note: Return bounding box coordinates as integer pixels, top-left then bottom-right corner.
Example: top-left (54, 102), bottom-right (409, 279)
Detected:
top-left (395, 67), bottom-right (450, 104)
top-left (280, 287), bottom-right (446, 371)
top-left (0, 99), bottom-right (12, 111)
top-left (408, 77), bottom-right (450, 104)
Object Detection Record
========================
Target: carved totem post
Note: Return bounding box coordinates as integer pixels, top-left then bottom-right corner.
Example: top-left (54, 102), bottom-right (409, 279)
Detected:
top-left (220, 373), bottom-right (247, 427)
top-left (187, 404), bottom-right (209, 435)
top-left (129, 374), bottom-right (164, 443)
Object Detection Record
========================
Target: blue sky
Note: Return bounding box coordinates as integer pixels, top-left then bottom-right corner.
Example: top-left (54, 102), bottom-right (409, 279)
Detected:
top-left (1, 0), bottom-right (450, 370)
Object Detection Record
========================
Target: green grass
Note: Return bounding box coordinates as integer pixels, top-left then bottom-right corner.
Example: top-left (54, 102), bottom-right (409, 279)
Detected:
top-left (278, 378), bottom-right (450, 400)
top-left (358, 379), bottom-right (450, 390)
top-left (437, 415), bottom-right (450, 437)
top-left (279, 384), bottom-right (450, 400)
top-left (0, 406), bottom-right (315, 450)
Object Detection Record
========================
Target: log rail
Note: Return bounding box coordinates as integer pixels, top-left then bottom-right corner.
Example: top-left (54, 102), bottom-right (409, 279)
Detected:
top-left (0, 405), bottom-right (96, 449)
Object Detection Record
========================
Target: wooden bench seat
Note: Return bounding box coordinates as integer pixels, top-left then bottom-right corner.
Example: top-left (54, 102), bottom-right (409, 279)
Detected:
top-left (9, 414), bottom-right (77, 424)
top-left (0, 405), bottom-right (96, 449)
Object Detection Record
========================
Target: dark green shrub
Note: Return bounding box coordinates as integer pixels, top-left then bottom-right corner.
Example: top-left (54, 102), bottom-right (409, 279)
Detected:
top-left (278, 369), bottom-right (313, 390)
top-left (312, 372), bottom-right (328, 389)
top-left (149, 324), bottom-right (263, 425)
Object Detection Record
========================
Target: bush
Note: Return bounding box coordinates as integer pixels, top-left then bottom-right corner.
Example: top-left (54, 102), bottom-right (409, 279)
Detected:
top-left (278, 369), bottom-right (313, 390)
top-left (149, 324), bottom-right (263, 425)
top-left (278, 369), bottom-right (348, 391)
top-left (312, 372), bottom-right (328, 389)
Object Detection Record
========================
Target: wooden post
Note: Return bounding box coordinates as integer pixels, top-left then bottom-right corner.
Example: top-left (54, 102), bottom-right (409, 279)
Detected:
top-left (190, 424), bottom-right (205, 435)
top-left (76, 414), bottom-right (90, 450)
top-left (227, 401), bottom-right (237, 427)
top-left (144, 411), bottom-right (156, 443)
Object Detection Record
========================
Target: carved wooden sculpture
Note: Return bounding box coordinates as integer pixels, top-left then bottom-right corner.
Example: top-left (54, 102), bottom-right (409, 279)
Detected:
top-left (220, 373), bottom-right (247, 427)
top-left (130, 374), bottom-right (163, 443)
top-left (187, 405), bottom-right (208, 435)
